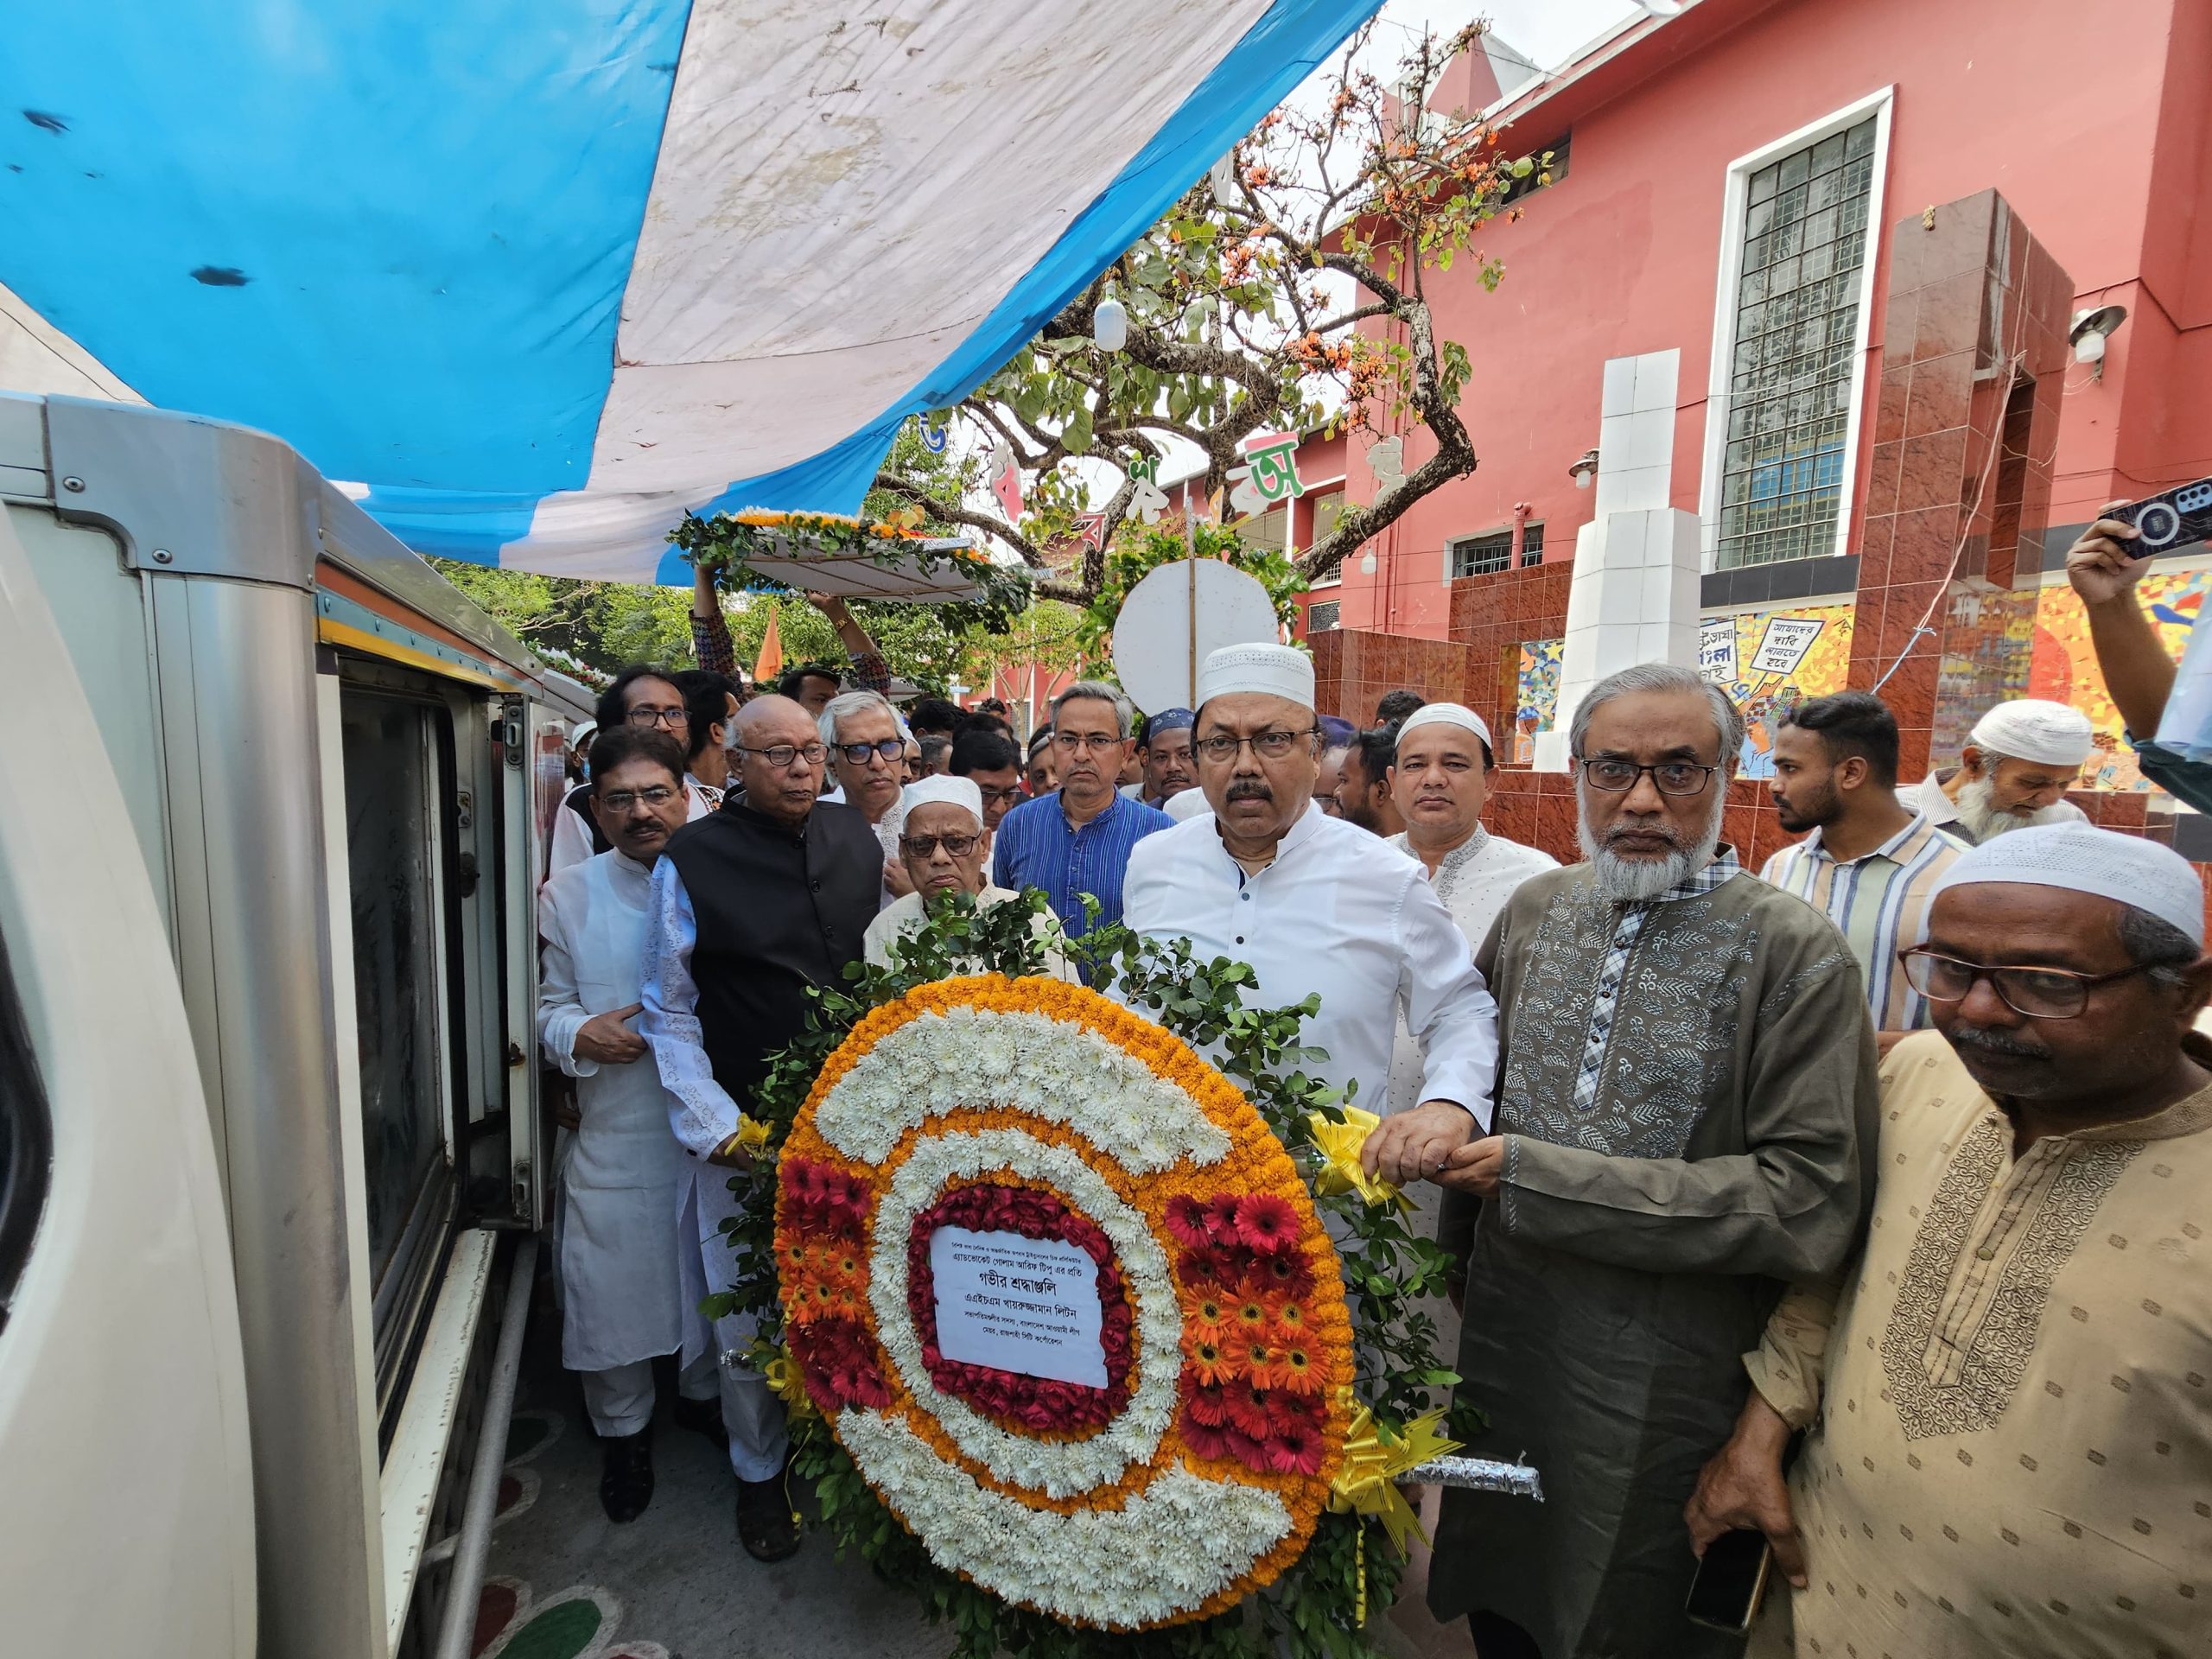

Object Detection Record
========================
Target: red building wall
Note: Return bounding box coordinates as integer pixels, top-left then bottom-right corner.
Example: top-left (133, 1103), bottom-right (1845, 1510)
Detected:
top-left (1318, 0), bottom-right (2212, 639)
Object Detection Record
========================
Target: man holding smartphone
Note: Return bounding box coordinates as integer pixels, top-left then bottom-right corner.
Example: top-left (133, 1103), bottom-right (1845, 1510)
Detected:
top-left (2065, 506), bottom-right (2212, 810)
top-left (1687, 823), bottom-right (2212, 1656)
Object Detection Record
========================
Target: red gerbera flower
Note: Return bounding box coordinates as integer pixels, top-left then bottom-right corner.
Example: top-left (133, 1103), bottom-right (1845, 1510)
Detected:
top-left (1203, 1193), bottom-right (1245, 1243)
top-left (1222, 1424), bottom-right (1270, 1470)
top-left (1165, 1194), bottom-right (1211, 1249)
top-left (1255, 1250), bottom-right (1314, 1296)
top-left (1265, 1419), bottom-right (1325, 1476)
top-left (1184, 1381), bottom-right (1229, 1427)
top-left (1222, 1378), bottom-right (1273, 1438)
top-left (1265, 1386), bottom-right (1320, 1431)
top-left (1233, 1193), bottom-right (1300, 1255)
top-left (1182, 1416), bottom-right (1234, 1462)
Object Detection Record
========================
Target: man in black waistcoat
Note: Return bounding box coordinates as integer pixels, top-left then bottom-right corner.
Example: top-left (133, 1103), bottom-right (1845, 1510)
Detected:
top-left (641, 695), bottom-right (882, 1561)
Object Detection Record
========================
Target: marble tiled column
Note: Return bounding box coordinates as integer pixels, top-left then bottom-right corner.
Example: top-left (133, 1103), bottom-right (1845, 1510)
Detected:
top-left (1849, 190), bottom-right (2073, 779)
top-left (1535, 349), bottom-right (1700, 770)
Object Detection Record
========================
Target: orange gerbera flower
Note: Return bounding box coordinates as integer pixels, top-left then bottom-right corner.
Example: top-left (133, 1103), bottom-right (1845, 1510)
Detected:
top-left (1185, 1337), bottom-right (1236, 1388)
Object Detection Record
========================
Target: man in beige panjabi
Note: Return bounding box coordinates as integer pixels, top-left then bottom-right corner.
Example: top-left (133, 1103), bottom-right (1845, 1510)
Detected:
top-left (1688, 822), bottom-right (2212, 1658)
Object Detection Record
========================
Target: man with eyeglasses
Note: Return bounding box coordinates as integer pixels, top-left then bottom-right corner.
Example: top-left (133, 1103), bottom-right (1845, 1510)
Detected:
top-left (1123, 643), bottom-right (1497, 1178)
top-left (1689, 821), bottom-right (2212, 1658)
top-left (817, 689), bottom-right (918, 901)
top-left (547, 664), bottom-right (721, 878)
top-left (639, 695), bottom-right (883, 1563)
top-left (862, 775), bottom-right (1074, 978)
top-left (947, 725), bottom-right (1026, 848)
top-left (991, 681), bottom-right (1172, 947)
top-left (537, 726), bottom-right (732, 1523)
top-left (1421, 663), bottom-right (1875, 1659)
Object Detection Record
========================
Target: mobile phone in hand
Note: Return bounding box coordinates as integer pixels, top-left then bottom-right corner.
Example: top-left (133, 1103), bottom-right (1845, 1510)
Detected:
top-left (1685, 1529), bottom-right (1773, 1635)
top-left (2109, 475), bottom-right (2212, 558)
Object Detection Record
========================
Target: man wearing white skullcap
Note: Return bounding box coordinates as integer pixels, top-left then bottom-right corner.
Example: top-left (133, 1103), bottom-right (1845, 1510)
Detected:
top-left (864, 776), bottom-right (1074, 979)
top-left (1381, 702), bottom-right (1557, 1115)
top-left (1122, 643), bottom-right (1500, 1185)
top-left (1691, 821), bottom-right (2212, 1658)
top-left (1900, 696), bottom-right (2092, 843)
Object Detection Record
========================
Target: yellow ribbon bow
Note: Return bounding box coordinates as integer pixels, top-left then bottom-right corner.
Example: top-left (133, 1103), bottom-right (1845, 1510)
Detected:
top-left (1327, 1401), bottom-right (1462, 1555)
top-left (1306, 1107), bottom-right (1408, 1209)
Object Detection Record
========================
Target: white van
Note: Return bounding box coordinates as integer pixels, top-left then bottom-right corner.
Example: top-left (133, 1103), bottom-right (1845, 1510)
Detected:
top-left (0, 392), bottom-right (586, 1657)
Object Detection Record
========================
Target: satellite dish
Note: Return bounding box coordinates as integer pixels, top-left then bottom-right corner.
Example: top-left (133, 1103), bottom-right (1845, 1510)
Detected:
top-left (1111, 557), bottom-right (1280, 713)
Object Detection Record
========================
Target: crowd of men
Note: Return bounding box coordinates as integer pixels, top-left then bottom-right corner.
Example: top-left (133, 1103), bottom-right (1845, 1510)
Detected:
top-left (532, 520), bottom-right (2209, 1655)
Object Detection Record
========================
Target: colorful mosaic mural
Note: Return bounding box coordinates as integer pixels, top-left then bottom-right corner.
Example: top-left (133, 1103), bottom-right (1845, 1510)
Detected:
top-left (1512, 638), bottom-right (1563, 764)
top-left (1510, 603), bottom-right (1855, 778)
top-left (2024, 567), bottom-right (2211, 791)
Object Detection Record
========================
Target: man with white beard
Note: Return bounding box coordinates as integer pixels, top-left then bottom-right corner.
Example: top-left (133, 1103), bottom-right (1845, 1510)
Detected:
top-left (1899, 697), bottom-right (2091, 843)
top-left (1418, 663), bottom-right (1878, 1659)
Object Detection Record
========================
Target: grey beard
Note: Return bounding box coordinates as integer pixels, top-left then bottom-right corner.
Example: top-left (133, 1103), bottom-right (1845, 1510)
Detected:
top-left (1577, 787), bottom-right (1726, 902)
top-left (1954, 774), bottom-right (2040, 841)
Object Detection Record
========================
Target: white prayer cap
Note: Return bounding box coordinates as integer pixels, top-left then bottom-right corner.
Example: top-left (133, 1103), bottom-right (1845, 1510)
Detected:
top-left (1395, 701), bottom-right (1494, 750)
top-left (1165, 787), bottom-right (1214, 823)
top-left (1967, 698), bottom-right (2095, 767)
top-left (892, 774), bottom-right (984, 833)
top-left (1928, 823), bottom-right (2205, 948)
top-left (1195, 643), bottom-right (1315, 712)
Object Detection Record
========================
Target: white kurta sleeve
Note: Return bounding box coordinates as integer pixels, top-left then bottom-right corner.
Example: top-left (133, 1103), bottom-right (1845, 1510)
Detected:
top-left (546, 796), bottom-right (594, 880)
top-left (535, 876), bottom-right (598, 1078)
top-left (1396, 869), bottom-right (1501, 1127)
top-left (639, 858), bottom-right (743, 1156)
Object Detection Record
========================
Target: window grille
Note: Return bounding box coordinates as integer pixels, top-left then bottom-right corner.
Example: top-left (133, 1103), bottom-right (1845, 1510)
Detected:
top-left (1449, 522), bottom-right (1543, 578)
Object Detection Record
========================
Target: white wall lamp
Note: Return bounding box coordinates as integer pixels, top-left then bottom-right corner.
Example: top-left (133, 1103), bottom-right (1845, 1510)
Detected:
top-left (2069, 304), bottom-right (2127, 381)
top-left (1568, 448), bottom-right (1600, 489)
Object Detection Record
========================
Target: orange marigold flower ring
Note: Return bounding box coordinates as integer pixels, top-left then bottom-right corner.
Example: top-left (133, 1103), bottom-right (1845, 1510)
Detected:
top-left (774, 976), bottom-right (1355, 1630)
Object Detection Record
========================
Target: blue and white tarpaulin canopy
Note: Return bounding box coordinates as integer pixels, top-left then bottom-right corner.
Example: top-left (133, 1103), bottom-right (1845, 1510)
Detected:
top-left (2, 1), bottom-right (1379, 584)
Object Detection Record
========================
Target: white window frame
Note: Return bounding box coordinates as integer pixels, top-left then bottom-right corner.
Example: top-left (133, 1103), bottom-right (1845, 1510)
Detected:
top-left (1696, 86), bottom-right (1895, 573)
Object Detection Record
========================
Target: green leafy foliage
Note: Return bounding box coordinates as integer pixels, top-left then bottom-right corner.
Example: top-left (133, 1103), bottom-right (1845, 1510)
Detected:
top-left (718, 893), bottom-right (1467, 1659)
top-left (1076, 519), bottom-right (1307, 665)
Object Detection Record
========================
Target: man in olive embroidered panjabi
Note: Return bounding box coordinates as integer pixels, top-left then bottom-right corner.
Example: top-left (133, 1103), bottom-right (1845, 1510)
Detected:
top-left (1688, 823), bottom-right (2212, 1657)
top-left (1420, 664), bottom-right (1878, 1659)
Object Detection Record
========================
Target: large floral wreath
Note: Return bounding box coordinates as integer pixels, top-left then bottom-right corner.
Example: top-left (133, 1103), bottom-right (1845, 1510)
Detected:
top-left (709, 895), bottom-right (1473, 1659)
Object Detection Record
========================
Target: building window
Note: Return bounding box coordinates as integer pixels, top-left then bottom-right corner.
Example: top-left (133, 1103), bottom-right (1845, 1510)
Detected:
top-left (1499, 132), bottom-right (1569, 205)
top-left (1714, 116), bottom-right (1878, 569)
top-left (1307, 598), bottom-right (1340, 633)
top-left (1449, 522), bottom-right (1544, 578)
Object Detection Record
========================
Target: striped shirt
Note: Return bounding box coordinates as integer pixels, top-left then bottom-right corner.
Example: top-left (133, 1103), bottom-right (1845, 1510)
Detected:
top-left (1760, 813), bottom-right (1967, 1029)
top-left (990, 787), bottom-right (1171, 943)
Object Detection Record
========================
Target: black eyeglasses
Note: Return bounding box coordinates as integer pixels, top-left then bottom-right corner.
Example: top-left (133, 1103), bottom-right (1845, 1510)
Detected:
top-left (1194, 728), bottom-right (1320, 762)
top-left (741, 742), bottom-right (828, 769)
top-left (973, 784), bottom-right (1025, 804)
top-left (1899, 947), bottom-right (2158, 1020)
top-left (1575, 757), bottom-right (1721, 797)
top-left (899, 832), bottom-right (981, 858)
top-left (624, 704), bottom-right (690, 729)
top-left (836, 738), bottom-right (906, 766)
top-left (598, 785), bottom-right (678, 811)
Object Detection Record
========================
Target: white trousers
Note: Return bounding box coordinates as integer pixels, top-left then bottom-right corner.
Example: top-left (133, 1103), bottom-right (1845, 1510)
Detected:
top-left (577, 1350), bottom-right (785, 1482)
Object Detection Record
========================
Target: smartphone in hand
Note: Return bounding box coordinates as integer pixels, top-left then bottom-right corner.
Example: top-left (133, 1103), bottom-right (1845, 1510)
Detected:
top-left (1685, 1529), bottom-right (1773, 1635)
top-left (2110, 475), bottom-right (2212, 558)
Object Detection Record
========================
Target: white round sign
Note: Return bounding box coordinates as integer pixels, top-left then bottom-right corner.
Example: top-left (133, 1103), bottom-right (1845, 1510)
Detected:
top-left (1110, 558), bottom-right (1281, 714)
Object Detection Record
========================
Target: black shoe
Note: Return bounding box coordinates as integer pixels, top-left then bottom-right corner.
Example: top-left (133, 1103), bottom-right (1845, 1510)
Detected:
top-left (673, 1393), bottom-right (728, 1452)
top-left (735, 1470), bottom-right (801, 1562)
top-left (599, 1429), bottom-right (655, 1523)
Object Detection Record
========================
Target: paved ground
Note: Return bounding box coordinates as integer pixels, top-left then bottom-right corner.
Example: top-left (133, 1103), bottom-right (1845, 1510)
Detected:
top-left (470, 1255), bottom-right (1481, 1659)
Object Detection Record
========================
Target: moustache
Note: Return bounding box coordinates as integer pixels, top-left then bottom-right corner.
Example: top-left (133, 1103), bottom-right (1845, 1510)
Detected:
top-left (1602, 819), bottom-right (1687, 849)
top-left (1226, 779), bottom-right (1274, 803)
top-left (1949, 1026), bottom-right (2050, 1061)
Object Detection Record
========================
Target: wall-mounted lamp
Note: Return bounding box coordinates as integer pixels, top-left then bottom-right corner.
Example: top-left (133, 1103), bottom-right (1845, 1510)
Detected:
top-left (1358, 550), bottom-right (1378, 575)
top-left (2069, 304), bottom-right (2127, 380)
top-left (1568, 448), bottom-right (1600, 490)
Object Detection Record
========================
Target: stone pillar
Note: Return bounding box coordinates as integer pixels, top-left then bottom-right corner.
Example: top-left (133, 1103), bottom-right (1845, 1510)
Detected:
top-left (1849, 190), bottom-right (2073, 780)
top-left (1535, 349), bottom-right (1700, 770)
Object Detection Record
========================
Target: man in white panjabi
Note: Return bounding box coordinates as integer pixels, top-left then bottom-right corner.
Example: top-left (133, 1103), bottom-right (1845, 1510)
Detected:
top-left (862, 775), bottom-right (1074, 979)
top-left (1382, 702), bottom-right (1558, 1115)
top-left (537, 727), bottom-right (717, 1523)
top-left (1900, 697), bottom-right (2092, 844)
top-left (1122, 643), bottom-right (1499, 1178)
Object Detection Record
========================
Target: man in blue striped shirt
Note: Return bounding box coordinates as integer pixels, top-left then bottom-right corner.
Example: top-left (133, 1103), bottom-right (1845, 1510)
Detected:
top-left (992, 681), bottom-right (1171, 950)
top-left (1759, 691), bottom-right (1967, 1046)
